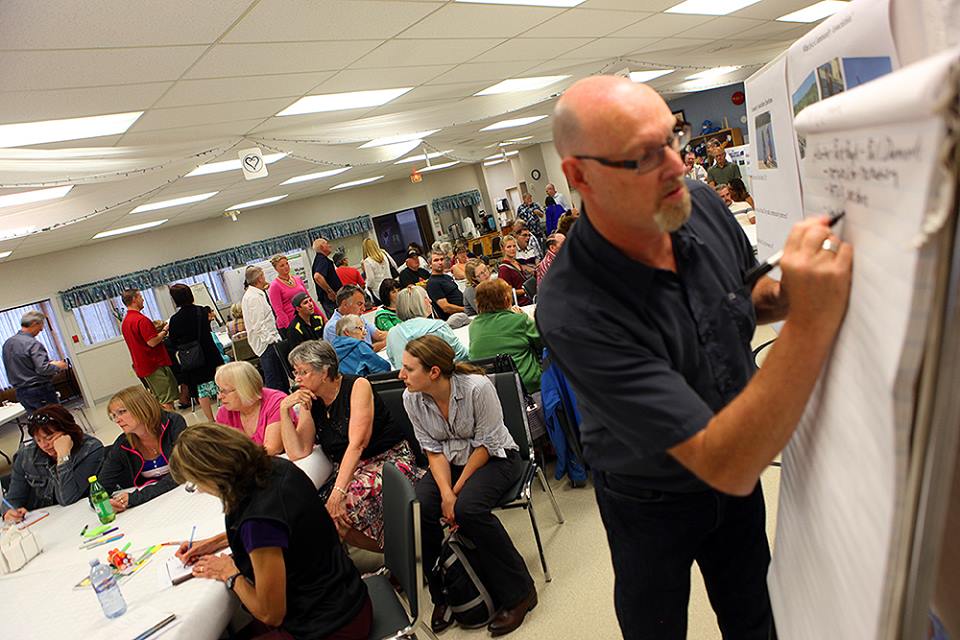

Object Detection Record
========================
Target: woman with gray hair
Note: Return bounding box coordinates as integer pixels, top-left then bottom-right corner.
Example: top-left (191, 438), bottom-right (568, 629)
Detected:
top-left (279, 340), bottom-right (421, 551)
top-left (331, 315), bottom-right (391, 377)
top-left (384, 286), bottom-right (468, 368)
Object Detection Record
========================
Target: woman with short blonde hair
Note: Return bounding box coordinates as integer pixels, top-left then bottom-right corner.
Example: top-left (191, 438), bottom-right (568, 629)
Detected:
top-left (214, 361), bottom-right (287, 454)
top-left (227, 303), bottom-right (245, 339)
top-left (170, 423), bottom-right (373, 639)
top-left (361, 237), bottom-right (399, 304)
top-left (98, 385), bottom-right (187, 512)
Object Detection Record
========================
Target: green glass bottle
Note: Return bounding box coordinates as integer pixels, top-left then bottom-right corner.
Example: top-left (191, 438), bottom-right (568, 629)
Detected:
top-left (88, 475), bottom-right (115, 525)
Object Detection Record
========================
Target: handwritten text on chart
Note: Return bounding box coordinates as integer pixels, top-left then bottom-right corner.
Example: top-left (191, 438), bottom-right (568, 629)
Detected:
top-left (810, 134), bottom-right (923, 205)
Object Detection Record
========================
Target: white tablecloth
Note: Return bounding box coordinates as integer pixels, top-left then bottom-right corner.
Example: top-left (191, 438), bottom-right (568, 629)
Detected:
top-left (0, 485), bottom-right (236, 639)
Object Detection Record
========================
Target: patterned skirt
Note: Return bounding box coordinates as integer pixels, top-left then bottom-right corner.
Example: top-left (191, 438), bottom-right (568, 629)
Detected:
top-left (320, 440), bottom-right (424, 547)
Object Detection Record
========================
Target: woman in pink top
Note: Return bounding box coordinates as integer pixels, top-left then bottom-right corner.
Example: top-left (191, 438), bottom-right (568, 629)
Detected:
top-left (214, 361), bottom-right (289, 455)
top-left (267, 254), bottom-right (314, 333)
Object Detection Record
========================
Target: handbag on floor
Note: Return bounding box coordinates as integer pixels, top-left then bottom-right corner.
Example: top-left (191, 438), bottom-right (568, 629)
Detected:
top-left (432, 529), bottom-right (495, 628)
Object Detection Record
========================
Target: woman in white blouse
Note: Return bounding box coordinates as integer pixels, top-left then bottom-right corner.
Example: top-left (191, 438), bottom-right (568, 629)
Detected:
top-left (399, 335), bottom-right (536, 636)
top-left (361, 238), bottom-right (399, 304)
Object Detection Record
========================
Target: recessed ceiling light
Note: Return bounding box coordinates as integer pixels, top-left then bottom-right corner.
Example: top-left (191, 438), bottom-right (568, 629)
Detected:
top-left (359, 130), bottom-right (440, 149)
top-left (480, 115), bottom-right (549, 132)
top-left (666, 0), bottom-right (760, 15)
top-left (0, 112), bottom-right (142, 148)
top-left (685, 66), bottom-right (742, 80)
top-left (484, 150), bottom-right (519, 160)
top-left (280, 167), bottom-right (351, 185)
top-left (0, 185), bottom-right (73, 210)
top-left (475, 76), bottom-right (570, 96)
top-left (186, 153), bottom-right (286, 177)
top-left (395, 150), bottom-right (453, 165)
top-left (629, 69), bottom-right (675, 83)
top-left (278, 88), bottom-right (413, 116)
top-left (483, 159), bottom-right (507, 167)
top-left (130, 191), bottom-right (219, 214)
top-left (777, 0), bottom-right (847, 22)
top-left (330, 176), bottom-right (384, 191)
top-left (94, 219), bottom-right (167, 240)
top-left (225, 195), bottom-right (288, 211)
top-left (0, 250), bottom-right (11, 259)
top-left (417, 161), bottom-right (461, 173)
top-left (502, 136), bottom-right (533, 146)
top-left (456, 0), bottom-right (585, 6)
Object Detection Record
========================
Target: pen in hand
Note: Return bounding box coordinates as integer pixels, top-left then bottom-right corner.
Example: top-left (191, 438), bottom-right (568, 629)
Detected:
top-left (743, 211), bottom-right (845, 288)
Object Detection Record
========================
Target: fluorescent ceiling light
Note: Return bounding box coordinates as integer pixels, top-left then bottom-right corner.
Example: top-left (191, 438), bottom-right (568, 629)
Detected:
top-left (417, 161), bottom-right (460, 173)
top-left (475, 75), bottom-right (570, 96)
top-left (686, 66), bottom-right (742, 80)
top-left (502, 136), bottom-right (533, 145)
top-left (280, 167), bottom-right (351, 185)
top-left (666, 0), bottom-right (760, 15)
top-left (484, 150), bottom-right (519, 161)
top-left (480, 115), bottom-right (549, 132)
top-left (0, 185), bottom-right (73, 209)
top-left (395, 150), bottom-right (453, 165)
top-left (483, 159), bottom-right (507, 167)
top-left (0, 112), bottom-right (142, 148)
top-left (186, 153), bottom-right (286, 177)
top-left (629, 69), bottom-right (675, 83)
top-left (94, 219), bottom-right (167, 239)
top-left (456, 0), bottom-right (585, 6)
top-left (778, 0), bottom-right (847, 22)
top-left (130, 191), bottom-right (219, 214)
top-left (359, 130), bottom-right (439, 149)
top-left (0, 250), bottom-right (11, 259)
top-left (330, 176), bottom-right (384, 191)
top-left (278, 88), bottom-right (413, 116)
top-left (226, 195), bottom-right (288, 211)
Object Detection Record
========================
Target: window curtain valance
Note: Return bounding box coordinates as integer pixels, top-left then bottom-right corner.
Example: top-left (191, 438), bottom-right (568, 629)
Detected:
top-left (431, 190), bottom-right (482, 213)
top-left (59, 215), bottom-right (372, 310)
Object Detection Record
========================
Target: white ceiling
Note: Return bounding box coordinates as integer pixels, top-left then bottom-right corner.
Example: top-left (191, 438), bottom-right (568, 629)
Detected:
top-left (0, 0), bottom-right (822, 261)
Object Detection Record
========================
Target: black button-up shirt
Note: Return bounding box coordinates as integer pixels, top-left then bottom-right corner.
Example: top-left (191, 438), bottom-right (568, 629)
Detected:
top-left (537, 180), bottom-right (758, 491)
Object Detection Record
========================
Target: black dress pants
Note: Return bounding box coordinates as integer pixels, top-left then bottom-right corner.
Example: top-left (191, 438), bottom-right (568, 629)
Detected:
top-left (416, 451), bottom-right (534, 611)
top-left (593, 471), bottom-right (773, 640)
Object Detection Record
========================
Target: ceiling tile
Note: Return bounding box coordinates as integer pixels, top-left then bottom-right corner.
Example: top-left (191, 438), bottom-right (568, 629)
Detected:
top-left (732, 0), bottom-right (824, 20)
top-left (400, 4), bottom-right (559, 38)
top-left (536, 8), bottom-right (652, 37)
top-left (117, 119), bottom-right (265, 145)
top-left (313, 65), bottom-right (454, 93)
top-left (153, 72), bottom-right (335, 108)
top-left (223, 0), bottom-right (441, 42)
top-left (0, 83), bottom-right (172, 125)
top-left (0, 47), bottom-right (207, 91)
top-left (427, 61), bottom-right (542, 85)
top-left (127, 98), bottom-right (292, 132)
top-left (611, 12), bottom-right (714, 38)
top-left (674, 16), bottom-right (765, 39)
top-left (470, 37), bottom-right (594, 63)
top-left (350, 39), bottom-right (505, 68)
top-left (558, 36), bottom-right (662, 59)
top-left (184, 41), bottom-right (383, 79)
top-left (378, 82), bottom-right (489, 105)
top-left (734, 21), bottom-right (815, 41)
top-left (0, 0), bottom-right (255, 48)
top-left (578, 0), bottom-right (678, 10)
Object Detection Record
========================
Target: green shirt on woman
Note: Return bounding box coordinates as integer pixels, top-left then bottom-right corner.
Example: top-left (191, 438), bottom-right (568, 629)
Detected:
top-left (468, 310), bottom-right (543, 393)
top-left (375, 307), bottom-right (401, 331)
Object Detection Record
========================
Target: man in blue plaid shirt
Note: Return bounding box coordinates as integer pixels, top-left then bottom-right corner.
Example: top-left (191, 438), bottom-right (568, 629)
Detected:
top-left (515, 193), bottom-right (546, 243)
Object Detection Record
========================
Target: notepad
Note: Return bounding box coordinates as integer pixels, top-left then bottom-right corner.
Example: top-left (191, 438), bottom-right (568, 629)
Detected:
top-left (16, 510), bottom-right (48, 529)
top-left (165, 556), bottom-right (193, 586)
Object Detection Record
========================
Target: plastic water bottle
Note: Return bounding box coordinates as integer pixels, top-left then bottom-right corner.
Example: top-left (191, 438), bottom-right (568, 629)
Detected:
top-left (89, 559), bottom-right (127, 618)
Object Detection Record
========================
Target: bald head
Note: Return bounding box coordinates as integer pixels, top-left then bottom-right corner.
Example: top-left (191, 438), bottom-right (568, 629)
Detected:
top-left (554, 76), bottom-right (666, 157)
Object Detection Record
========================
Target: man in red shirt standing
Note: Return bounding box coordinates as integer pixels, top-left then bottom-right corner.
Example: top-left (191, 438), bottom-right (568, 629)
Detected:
top-left (120, 289), bottom-right (178, 410)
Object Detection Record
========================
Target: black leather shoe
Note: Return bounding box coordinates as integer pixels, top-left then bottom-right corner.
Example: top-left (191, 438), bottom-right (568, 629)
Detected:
top-left (487, 589), bottom-right (538, 637)
top-left (570, 477), bottom-right (587, 489)
top-left (431, 603), bottom-right (453, 633)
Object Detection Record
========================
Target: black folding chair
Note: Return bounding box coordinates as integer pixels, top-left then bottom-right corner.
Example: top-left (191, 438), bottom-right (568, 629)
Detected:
top-left (522, 276), bottom-right (537, 303)
top-left (369, 378), bottom-right (428, 468)
top-left (364, 462), bottom-right (438, 640)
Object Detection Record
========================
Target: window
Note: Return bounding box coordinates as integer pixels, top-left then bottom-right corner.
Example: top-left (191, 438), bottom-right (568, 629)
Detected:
top-left (171, 271), bottom-right (230, 305)
top-left (0, 300), bottom-right (68, 388)
top-left (72, 288), bottom-right (164, 347)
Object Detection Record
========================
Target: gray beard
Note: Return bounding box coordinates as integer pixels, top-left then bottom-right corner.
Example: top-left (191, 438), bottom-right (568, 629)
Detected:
top-left (654, 190), bottom-right (692, 233)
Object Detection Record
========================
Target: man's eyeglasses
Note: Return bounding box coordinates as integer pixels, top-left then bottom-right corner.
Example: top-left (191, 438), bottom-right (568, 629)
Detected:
top-left (575, 126), bottom-right (685, 175)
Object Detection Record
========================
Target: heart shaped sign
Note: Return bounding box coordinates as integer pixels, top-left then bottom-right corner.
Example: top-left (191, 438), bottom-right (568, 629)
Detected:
top-left (238, 147), bottom-right (269, 180)
top-left (243, 154), bottom-right (262, 172)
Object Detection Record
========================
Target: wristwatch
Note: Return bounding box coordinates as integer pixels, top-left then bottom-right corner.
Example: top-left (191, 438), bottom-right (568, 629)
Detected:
top-left (57, 454), bottom-right (71, 465)
top-left (225, 572), bottom-right (242, 592)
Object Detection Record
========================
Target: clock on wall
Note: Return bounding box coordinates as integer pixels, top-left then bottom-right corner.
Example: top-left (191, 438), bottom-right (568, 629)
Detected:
top-left (530, 169), bottom-right (541, 180)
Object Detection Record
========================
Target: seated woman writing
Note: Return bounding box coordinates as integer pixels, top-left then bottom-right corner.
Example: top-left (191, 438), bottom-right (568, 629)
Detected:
top-left (399, 335), bottom-right (536, 636)
top-left (2, 404), bottom-right (104, 523)
top-left (279, 340), bottom-right (422, 552)
top-left (215, 361), bottom-right (287, 455)
top-left (171, 423), bottom-right (372, 640)
top-left (98, 385), bottom-right (187, 512)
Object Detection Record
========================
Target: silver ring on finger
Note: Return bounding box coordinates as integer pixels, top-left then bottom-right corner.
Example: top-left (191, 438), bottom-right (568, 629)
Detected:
top-left (820, 238), bottom-right (839, 254)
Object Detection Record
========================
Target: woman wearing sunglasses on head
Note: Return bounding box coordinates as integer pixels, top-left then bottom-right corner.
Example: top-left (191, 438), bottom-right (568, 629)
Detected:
top-left (97, 385), bottom-right (187, 512)
top-left (2, 404), bottom-right (105, 523)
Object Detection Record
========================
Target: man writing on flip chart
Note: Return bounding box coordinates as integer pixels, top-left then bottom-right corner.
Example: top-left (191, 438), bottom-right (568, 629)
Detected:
top-left (538, 76), bottom-right (854, 640)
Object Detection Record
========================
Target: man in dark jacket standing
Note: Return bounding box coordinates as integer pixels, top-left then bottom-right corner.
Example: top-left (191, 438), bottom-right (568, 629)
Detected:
top-left (2, 310), bottom-right (68, 413)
